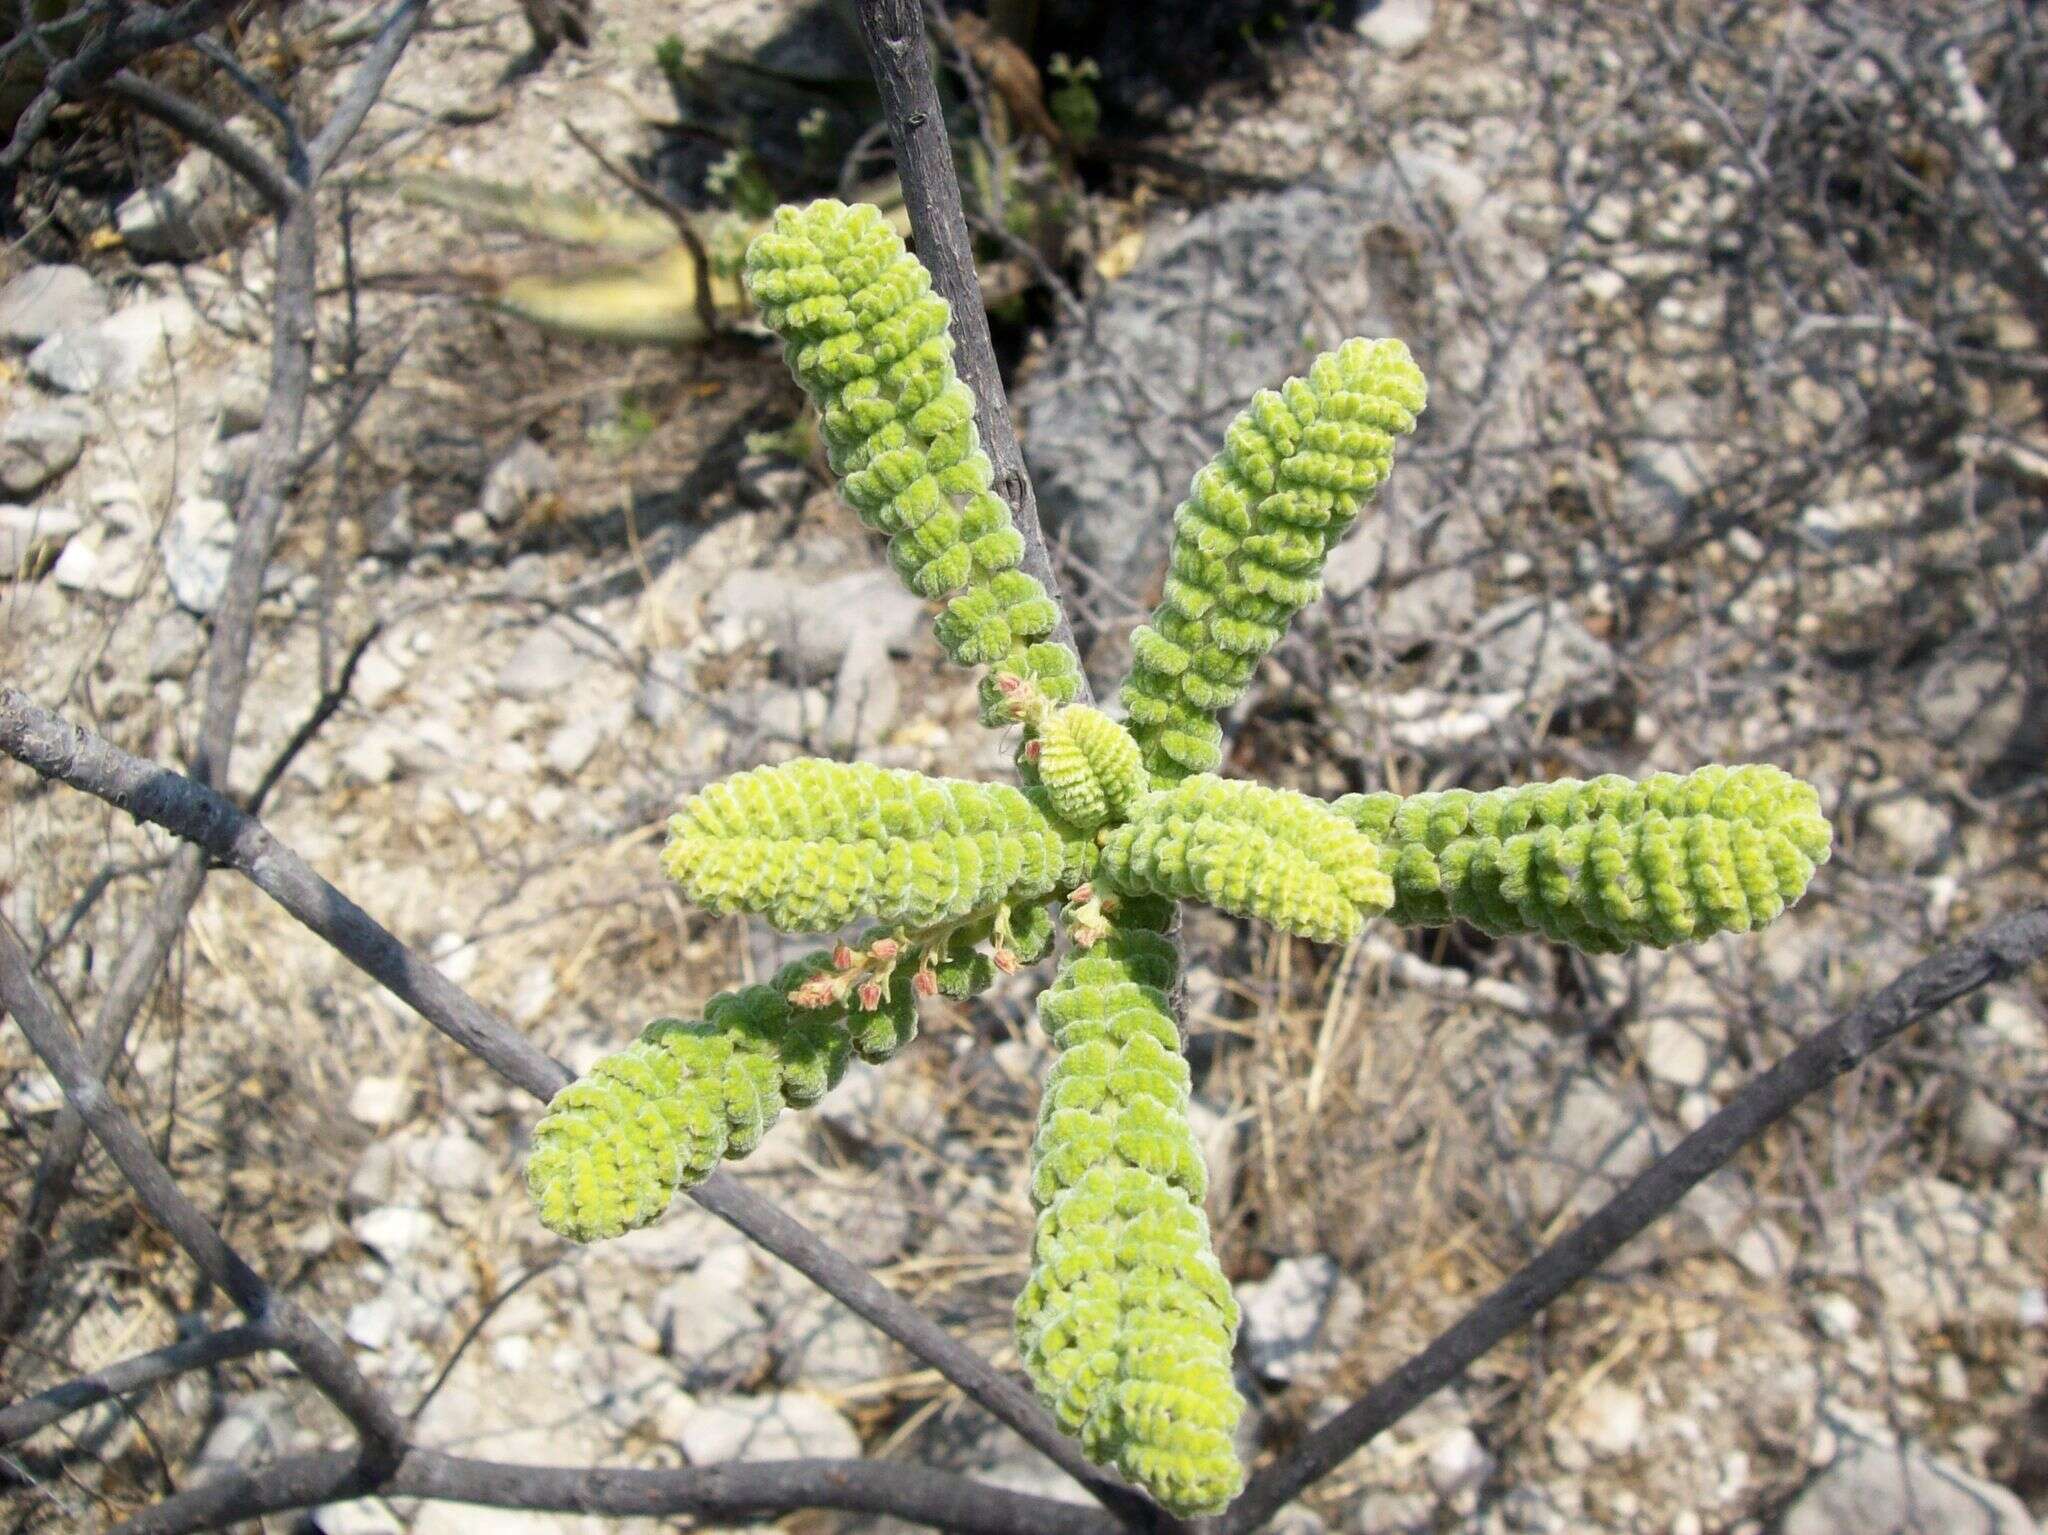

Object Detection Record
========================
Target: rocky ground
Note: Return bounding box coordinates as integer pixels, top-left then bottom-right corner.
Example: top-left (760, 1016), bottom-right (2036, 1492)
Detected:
top-left (2, 1), bottom-right (2044, 1533)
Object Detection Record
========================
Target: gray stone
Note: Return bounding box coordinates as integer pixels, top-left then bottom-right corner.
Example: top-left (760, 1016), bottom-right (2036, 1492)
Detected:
top-left (216, 371), bottom-right (270, 437)
top-left (1951, 1086), bottom-right (2020, 1171)
top-left (308, 1500), bottom-right (404, 1535)
top-left (727, 680), bottom-right (815, 743)
top-left (53, 521), bottom-right (150, 598)
top-left (705, 566), bottom-right (922, 681)
top-left (344, 1294), bottom-right (403, 1351)
top-left (1977, 993), bottom-right (2048, 1058)
top-left (816, 1060), bottom-right (946, 1146)
top-left (350, 647), bottom-right (409, 710)
top-left (351, 1205), bottom-right (441, 1263)
top-left (1323, 502), bottom-right (1483, 641)
top-left (0, 405), bottom-right (88, 497)
top-left (0, 504), bottom-right (82, 575)
top-left (1018, 182), bottom-right (1396, 611)
top-left (1783, 1440), bottom-right (2037, 1535)
top-left (1635, 1014), bottom-right (1717, 1091)
top-left (346, 1076), bottom-right (414, 1129)
top-left (1914, 652), bottom-right (2024, 768)
top-left (963, 1426), bottom-right (1097, 1508)
top-left (1424, 1423), bottom-right (1494, 1498)
top-left (678, 1391), bottom-right (861, 1464)
top-left (0, 265), bottom-right (109, 348)
top-left (1356, 0), bottom-right (1433, 54)
top-left (1187, 1095), bottom-right (1241, 1221)
top-left (735, 453), bottom-right (811, 509)
top-left (1238, 1255), bottom-right (1365, 1383)
top-left (1619, 394), bottom-right (1709, 538)
top-left (3, 1069), bottom-right (63, 1116)
top-left (480, 438), bottom-right (560, 527)
top-left (824, 631), bottom-right (900, 751)
top-left (601, 1204), bottom-right (736, 1273)
top-left (199, 432), bottom-right (259, 502)
top-left (411, 1131), bottom-right (496, 1196)
top-left (191, 1390), bottom-right (296, 1474)
top-left (495, 622), bottom-right (596, 699)
top-left (117, 133), bottom-right (259, 259)
top-left (1814, 1175), bottom-right (2022, 1331)
top-left (651, 1247), bottom-right (771, 1385)
top-left (1865, 794), bottom-right (1950, 870)
top-left (28, 296), bottom-right (196, 393)
top-left (1567, 1382), bottom-right (1645, 1460)
top-left (1464, 596), bottom-right (1615, 703)
top-left (337, 729), bottom-right (400, 786)
top-left (1353, 1491), bottom-right (1433, 1533)
top-left (637, 648), bottom-right (696, 726)
top-left (543, 716), bottom-right (605, 777)
top-left (162, 497), bottom-right (237, 614)
top-left (143, 608), bottom-right (204, 679)
top-left (1268, 1506), bottom-right (1330, 1535)
top-left (777, 1294), bottom-right (895, 1389)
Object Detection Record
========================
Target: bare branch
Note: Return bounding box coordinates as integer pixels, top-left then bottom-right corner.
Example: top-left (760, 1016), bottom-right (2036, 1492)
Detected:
top-left (0, 1325), bottom-right (271, 1447)
top-left (0, 922), bottom-right (409, 1456)
top-left (0, 689), bottom-right (1148, 1518)
top-left (849, 0), bottom-right (1090, 695)
top-left (0, 854), bottom-right (209, 1360)
top-left (0, 0), bottom-right (245, 169)
top-left (307, 0), bottom-right (431, 179)
top-left (4, 35), bottom-right (326, 1349)
top-left (102, 71), bottom-right (296, 214)
top-left (1223, 904), bottom-right (2048, 1533)
top-left (111, 1447), bottom-right (1122, 1535)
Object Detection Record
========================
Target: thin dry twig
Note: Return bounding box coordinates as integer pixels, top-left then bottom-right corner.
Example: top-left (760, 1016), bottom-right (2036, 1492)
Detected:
top-left (1223, 905), bottom-right (2048, 1532)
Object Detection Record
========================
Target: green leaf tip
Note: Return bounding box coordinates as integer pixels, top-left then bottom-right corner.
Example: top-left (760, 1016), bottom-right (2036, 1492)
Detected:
top-left (1120, 336), bottom-right (1428, 782)
top-left (743, 199), bottom-right (1078, 704)
top-left (526, 962), bottom-right (865, 1243)
top-left (1099, 775), bottom-right (1393, 944)
top-left (661, 758), bottom-right (1095, 935)
top-left (1336, 763), bottom-right (1833, 954)
top-left (1017, 902), bottom-right (1246, 1516)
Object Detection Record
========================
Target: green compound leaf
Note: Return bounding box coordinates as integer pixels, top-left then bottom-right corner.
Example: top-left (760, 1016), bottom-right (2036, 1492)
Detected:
top-left (1099, 775), bottom-right (1393, 945)
top-left (743, 199), bottom-right (1082, 714)
top-left (1033, 705), bottom-right (1148, 832)
top-left (526, 958), bottom-right (883, 1242)
top-left (1335, 764), bottom-right (1833, 954)
top-left (1016, 905), bottom-right (1246, 1516)
top-left (1119, 337), bottom-right (1427, 782)
top-left (661, 758), bottom-right (1096, 934)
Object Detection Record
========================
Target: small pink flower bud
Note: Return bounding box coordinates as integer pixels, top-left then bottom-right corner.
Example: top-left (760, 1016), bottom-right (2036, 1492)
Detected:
top-left (857, 980), bottom-right (885, 1011)
top-left (1068, 883), bottom-right (1093, 905)
top-left (993, 948), bottom-right (1019, 975)
top-left (868, 937), bottom-right (902, 962)
top-left (995, 673), bottom-right (1025, 696)
top-left (832, 944), bottom-right (857, 971)
top-left (1071, 925), bottom-right (1102, 949)
top-left (911, 969), bottom-right (939, 997)
top-left (1023, 739), bottom-right (1042, 762)
top-left (790, 977), bottom-right (842, 1009)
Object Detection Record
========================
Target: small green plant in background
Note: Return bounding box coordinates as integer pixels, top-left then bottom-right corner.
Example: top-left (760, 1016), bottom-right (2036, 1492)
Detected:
top-left (704, 146), bottom-right (780, 221)
top-left (524, 200), bottom-right (1832, 1516)
top-left (1047, 53), bottom-right (1101, 146)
